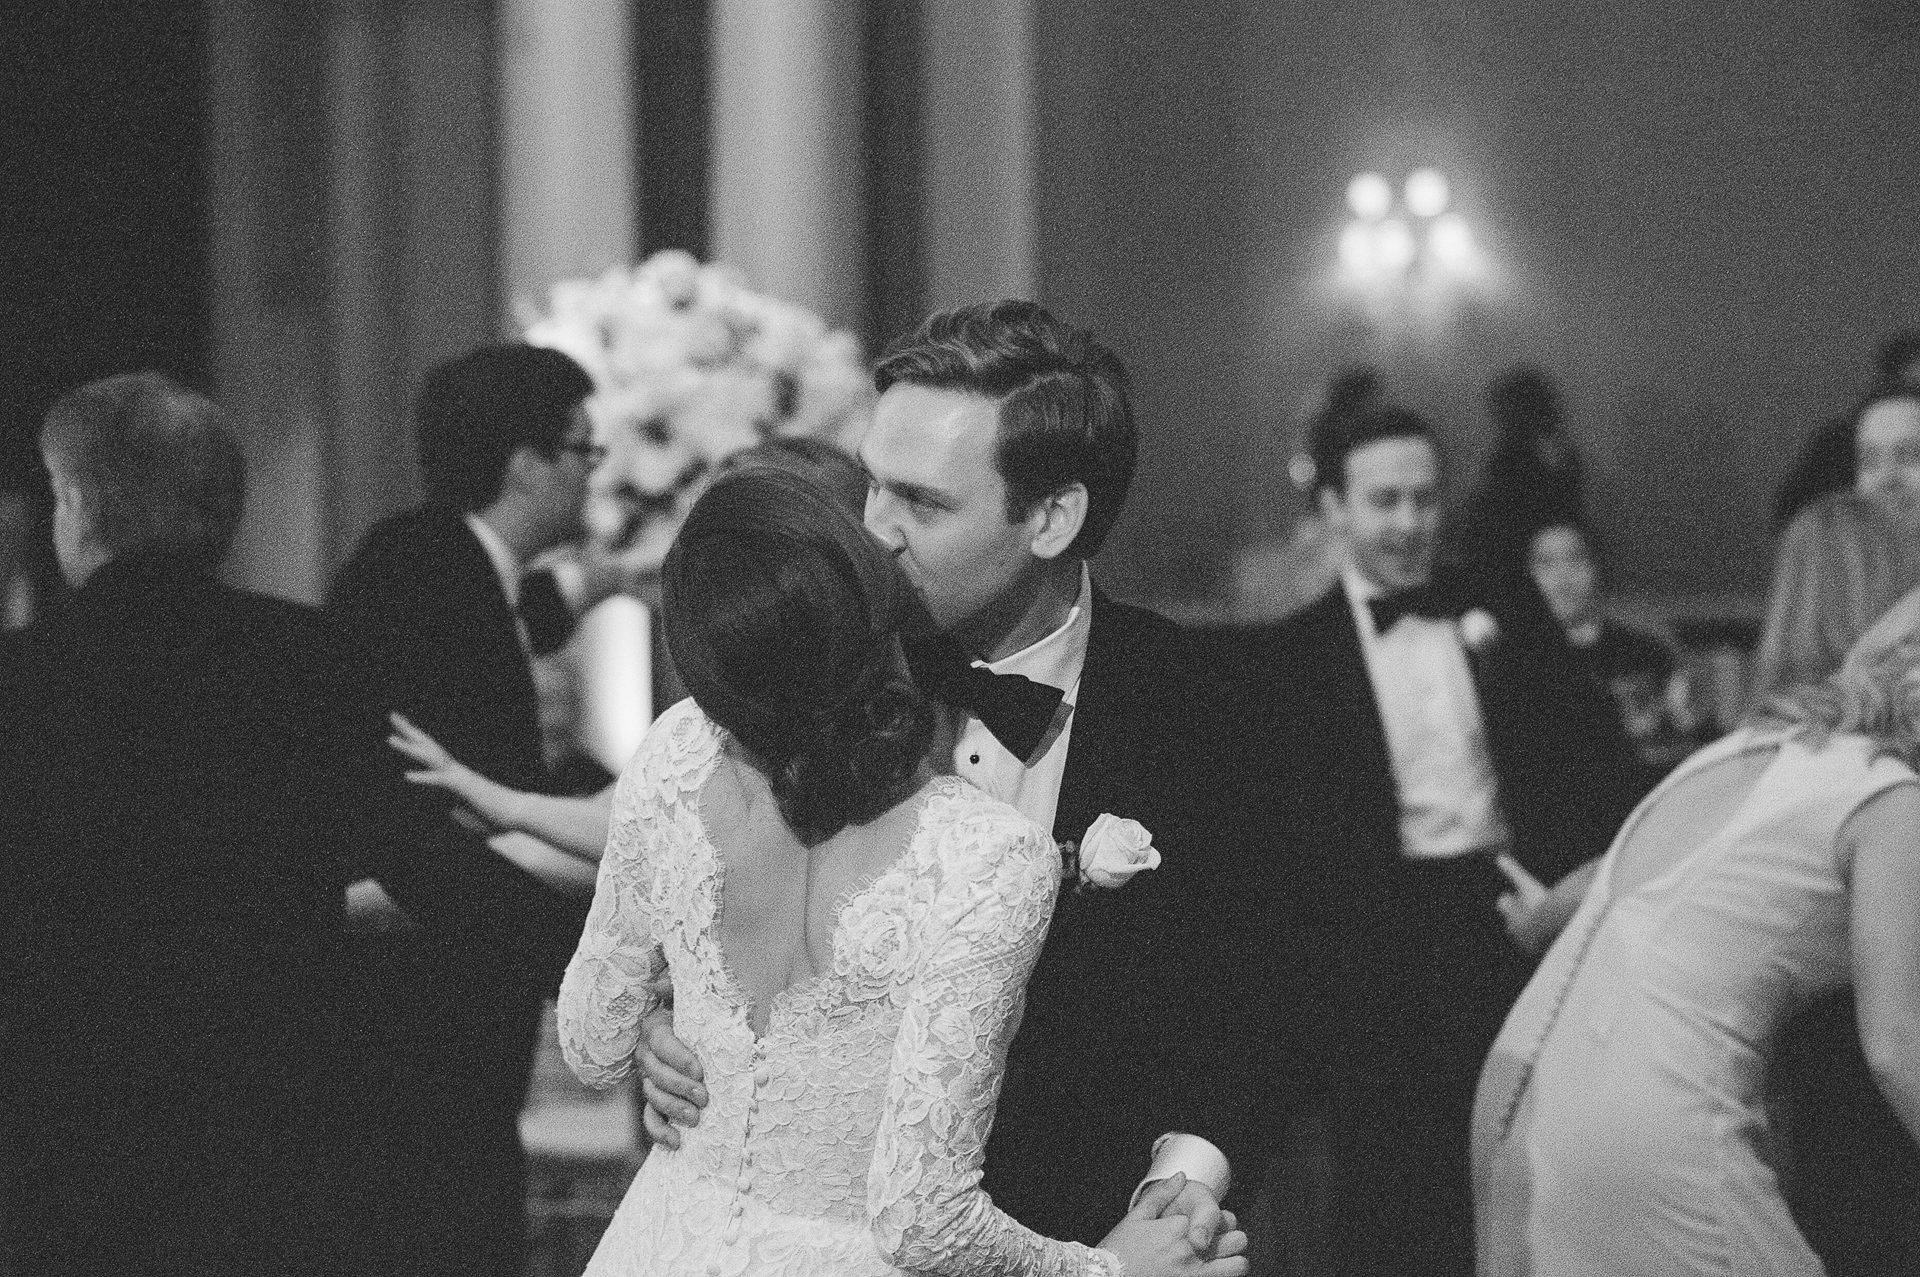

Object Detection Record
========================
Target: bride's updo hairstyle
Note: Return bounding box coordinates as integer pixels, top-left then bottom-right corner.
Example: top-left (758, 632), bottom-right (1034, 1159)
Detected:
top-left (662, 467), bottom-right (935, 845)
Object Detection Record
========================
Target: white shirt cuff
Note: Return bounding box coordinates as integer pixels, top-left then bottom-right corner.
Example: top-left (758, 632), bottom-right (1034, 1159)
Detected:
top-left (1128, 1131), bottom-right (1232, 1209)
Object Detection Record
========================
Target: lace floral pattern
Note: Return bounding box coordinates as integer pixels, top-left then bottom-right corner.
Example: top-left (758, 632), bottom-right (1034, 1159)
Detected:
top-left (558, 699), bottom-right (1119, 1277)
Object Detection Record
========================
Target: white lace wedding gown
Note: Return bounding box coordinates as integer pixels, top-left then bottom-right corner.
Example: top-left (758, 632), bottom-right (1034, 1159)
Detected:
top-left (558, 699), bottom-right (1119, 1277)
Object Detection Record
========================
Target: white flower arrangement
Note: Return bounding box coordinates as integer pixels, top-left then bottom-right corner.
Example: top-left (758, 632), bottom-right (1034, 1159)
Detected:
top-left (521, 250), bottom-right (873, 574)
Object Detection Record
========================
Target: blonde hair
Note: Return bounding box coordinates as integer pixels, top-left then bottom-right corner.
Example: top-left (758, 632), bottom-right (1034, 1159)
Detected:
top-left (1755, 637), bottom-right (1920, 768)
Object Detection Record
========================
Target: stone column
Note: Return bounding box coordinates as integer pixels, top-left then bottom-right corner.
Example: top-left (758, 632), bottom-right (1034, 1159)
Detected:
top-left (498, 0), bottom-right (637, 316)
top-left (498, 0), bottom-right (651, 773)
top-left (708, 0), bottom-right (868, 330)
top-left (206, 0), bottom-right (498, 602)
top-left (206, 0), bottom-right (334, 602)
top-left (921, 0), bottom-right (1037, 307)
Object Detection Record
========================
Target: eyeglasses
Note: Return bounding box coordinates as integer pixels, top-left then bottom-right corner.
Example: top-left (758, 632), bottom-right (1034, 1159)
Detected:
top-left (557, 441), bottom-right (608, 466)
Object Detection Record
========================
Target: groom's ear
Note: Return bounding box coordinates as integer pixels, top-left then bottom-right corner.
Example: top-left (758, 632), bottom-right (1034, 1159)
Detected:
top-left (1026, 483), bottom-right (1088, 561)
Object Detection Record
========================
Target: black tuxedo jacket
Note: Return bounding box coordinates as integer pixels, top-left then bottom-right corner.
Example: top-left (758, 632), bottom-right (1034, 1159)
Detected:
top-left (981, 590), bottom-right (1276, 1245)
top-left (1274, 577), bottom-right (1639, 897)
top-left (326, 506), bottom-right (589, 1116)
top-left (0, 557), bottom-right (364, 1272)
top-left (1243, 576), bottom-right (1641, 1095)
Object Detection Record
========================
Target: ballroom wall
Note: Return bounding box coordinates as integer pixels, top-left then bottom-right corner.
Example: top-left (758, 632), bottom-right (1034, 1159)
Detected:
top-left (1, 1), bottom-right (209, 487)
top-left (1035, 0), bottom-right (1920, 610)
top-left (8, 2), bottom-right (1919, 616)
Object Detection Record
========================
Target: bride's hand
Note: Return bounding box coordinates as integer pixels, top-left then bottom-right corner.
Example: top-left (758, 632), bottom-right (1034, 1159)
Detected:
top-left (1097, 1174), bottom-right (1250, 1277)
top-left (387, 712), bottom-right (522, 833)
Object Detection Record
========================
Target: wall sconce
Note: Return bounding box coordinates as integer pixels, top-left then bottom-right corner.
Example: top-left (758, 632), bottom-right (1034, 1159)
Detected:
top-left (1339, 167), bottom-right (1478, 286)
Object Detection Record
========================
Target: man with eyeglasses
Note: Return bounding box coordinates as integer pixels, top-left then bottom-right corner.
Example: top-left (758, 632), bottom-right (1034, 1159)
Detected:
top-left (325, 341), bottom-right (605, 1277)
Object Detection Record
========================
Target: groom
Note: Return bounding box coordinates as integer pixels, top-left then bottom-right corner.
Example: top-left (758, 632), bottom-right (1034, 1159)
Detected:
top-left (640, 301), bottom-right (1276, 1249)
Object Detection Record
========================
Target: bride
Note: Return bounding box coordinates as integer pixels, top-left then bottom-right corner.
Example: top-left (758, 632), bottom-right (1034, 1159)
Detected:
top-left (1472, 585), bottom-right (1920, 1275)
top-left (557, 467), bottom-right (1246, 1277)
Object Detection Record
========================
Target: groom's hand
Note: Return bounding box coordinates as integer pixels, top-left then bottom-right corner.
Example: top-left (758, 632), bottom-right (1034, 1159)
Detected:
top-left (637, 1006), bottom-right (708, 1150)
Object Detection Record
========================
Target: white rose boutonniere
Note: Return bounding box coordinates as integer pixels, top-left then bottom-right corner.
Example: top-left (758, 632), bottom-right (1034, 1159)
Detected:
top-left (1065, 813), bottom-right (1161, 892)
top-left (1458, 608), bottom-right (1501, 653)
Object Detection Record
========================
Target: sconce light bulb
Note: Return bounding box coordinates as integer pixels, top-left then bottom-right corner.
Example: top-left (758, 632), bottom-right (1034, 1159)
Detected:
top-left (1405, 168), bottom-right (1450, 218)
top-left (1346, 172), bottom-right (1393, 220)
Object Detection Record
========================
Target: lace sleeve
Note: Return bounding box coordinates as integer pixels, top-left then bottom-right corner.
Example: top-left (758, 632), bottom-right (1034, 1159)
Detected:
top-left (557, 723), bottom-right (669, 1088)
top-left (866, 808), bottom-right (1120, 1277)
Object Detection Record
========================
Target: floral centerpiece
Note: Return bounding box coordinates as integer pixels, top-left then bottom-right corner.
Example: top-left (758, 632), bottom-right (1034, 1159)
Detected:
top-left (516, 252), bottom-right (873, 778)
top-left (521, 249), bottom-right (872, 575)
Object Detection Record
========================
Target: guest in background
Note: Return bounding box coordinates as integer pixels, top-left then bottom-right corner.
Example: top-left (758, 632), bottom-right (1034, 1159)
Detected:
top-left (1244, 403), bottom-right (1638, 1276)
top-left (326, 342), bottom-right (604, 1277)
top-left (1473, 585), bottom-right (1920, 1277)
top-left (383, 436), bottom-right (873, 868)
top-left (0, 374), bottom-right (356, 1275)
top-left (1236, 365), bottom-right (1384, 619)
top-left (1456, 366), bottom-right (1586, 607)
top-left (1767, 330), bottom-right (1920, 558)
top-left (1755, 383), bottom-right (1920, 1275)
top-left (1754, 386), bottom-right (1920, 700)
top-left (1525, 520), bottom-right (1706, 791)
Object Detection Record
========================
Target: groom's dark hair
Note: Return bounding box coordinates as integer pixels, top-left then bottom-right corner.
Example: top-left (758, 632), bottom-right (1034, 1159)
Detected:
top-left (874, 300), bottom-right (1137, 558)
top-left (414, 342), bottom-right (594, 511)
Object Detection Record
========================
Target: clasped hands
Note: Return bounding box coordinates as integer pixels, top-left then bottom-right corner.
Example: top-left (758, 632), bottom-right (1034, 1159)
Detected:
top-left (635, 1001), bottom-right (1250, 1276)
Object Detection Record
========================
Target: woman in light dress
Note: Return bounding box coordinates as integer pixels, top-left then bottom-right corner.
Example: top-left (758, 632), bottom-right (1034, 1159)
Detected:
top-left (1472, 584), bottom-right (1920, 1276)
top-left (556, 467), bottom-right (1247, 1277)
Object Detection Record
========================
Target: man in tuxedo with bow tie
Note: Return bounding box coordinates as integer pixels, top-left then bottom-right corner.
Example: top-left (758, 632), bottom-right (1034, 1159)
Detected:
top-left (326, 342), bottom-right (605, 1276)
top-left (1256, 403), bottom-right (1638, 1276)
top-left (638, 302), bottom-right (1269, 1265)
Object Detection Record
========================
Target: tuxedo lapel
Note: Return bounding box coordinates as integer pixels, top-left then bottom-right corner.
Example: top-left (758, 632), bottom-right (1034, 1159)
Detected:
top-left (1455, 597), bottom-right (1639, 881)
top-left (1050, 590), bottom-right (1192, 853)
top-left (1298, 585), bottom-right (1397, 808)
top-left (441, 512), bottom-right (532, 668)
top-left (1051, 590), bottom-right (1129, 848)
top-left (427, 511), bottom-right (545, 787)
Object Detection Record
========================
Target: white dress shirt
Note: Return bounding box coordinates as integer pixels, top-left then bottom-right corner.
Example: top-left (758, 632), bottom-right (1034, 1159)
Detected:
top-left (952, 565), bottom-right (1092, 833)
top-left (465, 512), bottom-right (531, 655)
top-left (1342, 565), bottom-right (1510, 860)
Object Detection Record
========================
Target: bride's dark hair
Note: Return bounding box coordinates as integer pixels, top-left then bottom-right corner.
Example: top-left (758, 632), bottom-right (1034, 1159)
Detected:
top-left (662, 467), bottom-right (936, 845)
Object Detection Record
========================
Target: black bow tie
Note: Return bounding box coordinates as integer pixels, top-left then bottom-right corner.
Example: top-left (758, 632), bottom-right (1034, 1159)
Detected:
top-left (903, 631), bottom-right (1066, 762)
top-left (1369, 584), bottom-right (1464, 633)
